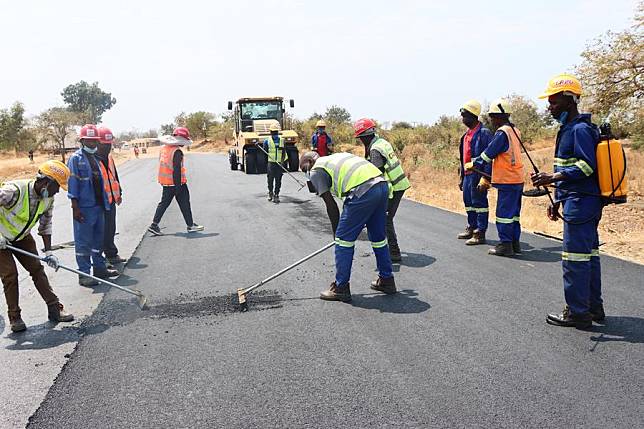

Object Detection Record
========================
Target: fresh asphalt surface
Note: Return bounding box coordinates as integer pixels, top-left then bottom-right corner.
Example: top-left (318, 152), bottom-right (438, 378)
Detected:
top-left (27, 154), bottom-right (643, 428)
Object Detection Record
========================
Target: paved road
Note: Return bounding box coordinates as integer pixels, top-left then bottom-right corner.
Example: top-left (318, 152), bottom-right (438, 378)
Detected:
top-left (20, 154), bottom-right (644, 428)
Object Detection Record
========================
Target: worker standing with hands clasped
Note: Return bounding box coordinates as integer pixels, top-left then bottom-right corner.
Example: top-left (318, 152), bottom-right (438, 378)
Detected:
top-left (148, 127), bottom-right (204, 236)
top-left (466, 99), bottom-right (525, 256)
top-left (354, 118), bottom-right (410, 262)
top-left (300, 151), bottom-right (395, 302)
top-left (311, 120), bottom-right (333, 156)
top-left (0, 161), bottom-right (74, 332)
top-left (67, 124), bottom-right (119, 286)
top-left (532, 74), bottom-right (603, 329)
top-left (458, 100), bottom-right (493, 245)
top-left (263, 124), bottom-right (287, 204)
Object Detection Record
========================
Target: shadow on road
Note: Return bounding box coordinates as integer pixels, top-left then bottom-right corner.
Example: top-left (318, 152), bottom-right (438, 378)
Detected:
top-left (126, 256), bottom-right (148, 270)
top-left (515, 245), bottom-right (562, 263)
top-left (398, 252), bottom-right (436, 268)
top-left (351, 289), bottom-right (430, 314)
top-left (590, 316), bottom-right (644, 345)
top-left (166, 232), bottom-right (220, 239)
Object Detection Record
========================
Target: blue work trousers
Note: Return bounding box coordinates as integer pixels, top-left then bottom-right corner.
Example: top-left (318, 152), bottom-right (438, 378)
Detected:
top-left (562, 196), bottom-right (602, 315)
top-left (495, 184), bottom-right (523, 243)
top-left (73, 205), bottom-right (107, 274)
top-left (462, 173), bottom-right (489, 232)
top-left (335, 182), bottom-right (393, 287)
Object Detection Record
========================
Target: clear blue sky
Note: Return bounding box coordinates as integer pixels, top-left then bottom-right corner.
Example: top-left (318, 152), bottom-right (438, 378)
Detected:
top-left (0, 0), bottom-right (637, 132)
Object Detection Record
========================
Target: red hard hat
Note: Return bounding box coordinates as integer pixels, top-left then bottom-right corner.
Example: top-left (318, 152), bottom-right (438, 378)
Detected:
top-left (97, 126), bottom-right (114, 144)
top-left (353, 118), bottom-right (377, 138)
top-left (79, 124), bottom-right (100, 140)
top-left (172, 127), bottom-right (191, 139)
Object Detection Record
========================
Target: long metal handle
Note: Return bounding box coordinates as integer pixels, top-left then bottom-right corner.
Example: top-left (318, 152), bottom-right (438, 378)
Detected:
top-left (243, 241), bottom-right (335, 295)
top-left (6, 244), bottom-right (144, 299)
top-left (254, 143), bottom-right (306, 190)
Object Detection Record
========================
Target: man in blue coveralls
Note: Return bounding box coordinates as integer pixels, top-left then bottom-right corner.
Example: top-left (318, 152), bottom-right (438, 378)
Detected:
top-left (67, 124), bottom-right (118, 286)
top-left (299, 151), bottom-right (395, 302)
top-left (532, 73), bottom-right (603, 329)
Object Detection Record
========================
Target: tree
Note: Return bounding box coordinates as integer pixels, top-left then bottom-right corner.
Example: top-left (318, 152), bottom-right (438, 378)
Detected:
top-left (160, 123), bottom-right (175, 135)
top-left (174, 111), bottom-right (217, 139)
top-left (37, 107), bottom-right (83, 162)
top-left (323, 105), bottom-right (352, 124)
top-left (0, 102), bottom-right (28, 153)
top-left (392, 121), bottom-right (414, 130)
top-left (505, 94), bottom-right (550, 143)
top-left (61, 81), bottom-right (117, 123)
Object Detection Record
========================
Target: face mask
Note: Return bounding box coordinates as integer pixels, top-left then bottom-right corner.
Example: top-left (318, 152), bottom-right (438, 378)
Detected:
top-left (41, 188), bottom-right (49, 199)
top-left (305, 171), bottom-right (311, 180)
top-left (556, 111), bottom-right (569, 125)
top-left (83, 145), bottom-right (98, 154)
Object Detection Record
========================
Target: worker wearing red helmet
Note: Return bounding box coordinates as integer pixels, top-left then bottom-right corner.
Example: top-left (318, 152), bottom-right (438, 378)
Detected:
top-left (354, 118), bottom-right (410, 263)
top-left (67, 124), bottom-right (119, 286)
top-left (148, 127), bottom-right (204, 236)
top-left (96, 126), bottom-right (125, 266)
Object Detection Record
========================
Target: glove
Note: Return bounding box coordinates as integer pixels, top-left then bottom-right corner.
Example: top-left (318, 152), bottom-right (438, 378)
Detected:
top-left (0, 235), bottom-right (7, 250)
top-left (464, 161), bottom-right (474, 172)
top-left (44, 251), bottom-right (60, 271)
top-left (477, 177), bottom-right (491, 192)
top-left (458, 179), bottom-right (463, 191)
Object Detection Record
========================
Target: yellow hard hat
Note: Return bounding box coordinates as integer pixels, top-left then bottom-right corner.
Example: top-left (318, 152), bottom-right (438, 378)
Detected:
top-left (38, 160), bottom-right (70, 191)
top-left (460, 100), bottom-right (481, 117)
top-left (316, 119), bottom-right (327, 128)
top-left (269, 123), bottom-right (280, 132)
top-left (488, 98), bottom-right (512, 115)
top-left (538, 73), bottom-right (582, 99)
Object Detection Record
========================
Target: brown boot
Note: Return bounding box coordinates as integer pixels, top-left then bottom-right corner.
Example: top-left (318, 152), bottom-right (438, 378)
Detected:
top-left (370, 276), bottom-right (397, 294)
top-left (488, 242), bottom-right (514, 257)
top-left (320, 282), bottom-right (352, 302)
top-left (48, 303), bottom-right (74, 323)
top-left (457, 226), bottom-right (474, 239)
top-left (9, 313), bottom-right (26, 333)
top-left (465, 230), bottom-right (486, 246)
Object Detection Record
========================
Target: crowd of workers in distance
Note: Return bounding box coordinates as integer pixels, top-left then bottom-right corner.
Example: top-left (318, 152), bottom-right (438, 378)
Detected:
top-left (1, 125), bottom-right (202, 332)
top-left (1, 72), bottom-right (604, 333)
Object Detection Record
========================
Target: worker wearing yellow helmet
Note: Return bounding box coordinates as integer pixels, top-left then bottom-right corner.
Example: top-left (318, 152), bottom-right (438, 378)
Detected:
top-left (0, 160), bottom-right (74, 332)
top-left (263, 123), bottom-right (287, 203)
top-left (311, 119), bottom-right (333, 157)
top-left (531, 73), bottom-right (604, 329)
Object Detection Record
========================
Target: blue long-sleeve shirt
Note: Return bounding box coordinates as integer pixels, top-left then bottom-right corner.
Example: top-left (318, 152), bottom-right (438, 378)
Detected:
top-left (552, 113), bottom-right (600, 202)
top-left (459, 124), bottom-right (493, 179)
top-left (311, 131), bottom-right (333, 150)
top-left (67, 148), bottom-right (110, 210)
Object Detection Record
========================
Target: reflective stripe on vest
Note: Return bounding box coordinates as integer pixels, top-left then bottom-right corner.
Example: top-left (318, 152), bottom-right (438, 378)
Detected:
top-left (0, 180), bottom-right (50, 242)
top-left (369, 137), bottom-right (411, 191)
top-left (267, 136), bottom-right (286, 164)
top-left (158, 145), bottom-right (187, 186)
top-left (101, 156), bottom-right (121, 204)
top-left (491, 125), bottom-right (525, 184)
top-left (311, 153), bottom-right (383, 198)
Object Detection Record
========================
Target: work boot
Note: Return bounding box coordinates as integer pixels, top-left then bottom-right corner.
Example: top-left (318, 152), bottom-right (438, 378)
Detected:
top-left (370, 276), bottom-right (397, 294)
top-left (9, 314), bottom-right (26, 333)
top-left (107, 255), bottom-right (127, 264)
top-left (590, 304), bottom-right (605, 322)
top-left (187, 223), bottom-right (205, 233)
top-left (79, 275), bottom-right (99, 287)
top-left (389, 246), bottom-right (402, 263)
top-left (48, 303), bottom-right (74, 323)
top-left (320, 282), bottom-right (352, 302)
top-left (267, 192), bottom-right (273, 202)
top-left (148, 223), bottom-right (162, 236)
top-left (273, 194), bottom-right (280, 204)
top-left (457, 226), bottom-right (474, 239)
top-left (488, 242), bottom-right (514, 257)
top-left (546, 305), bottom-right (593, 329)
top-left (95, 267), bottom-right (119, 279)
top-left (512, 240), bottom-right (522, 254)
top-left (465, 230), bottom-right (486, 246)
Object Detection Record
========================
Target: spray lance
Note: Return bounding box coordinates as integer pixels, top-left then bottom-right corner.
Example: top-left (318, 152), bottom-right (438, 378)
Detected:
top-left (254, 142), bottom-right (306, 191)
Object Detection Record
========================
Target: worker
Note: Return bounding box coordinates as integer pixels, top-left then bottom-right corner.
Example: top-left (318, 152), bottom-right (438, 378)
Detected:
top-left (467, 99), bottom-right (525, 256)
top-left (67, 124), bottom-right (119, 286)
top-left (148, 127), bottom-right (204, 235)
top-left (133, 146), bottom-right (139, 158)
top-left (354, 118), bottom-right (410, 262)
top-left (263, 124), bottom-right (287, 204)
top-left (0, 161), bottom-right (74, 332)
top-left (532, 74), bottom-right (602, 329)
top-left (96, 126), bottom-right (125, 266)
top-left (311, 120), bottom-right (333, 156)
top-left (299, 151), bottom-right (396, 302)
top-left (458, 100), bottom-right (493, 245)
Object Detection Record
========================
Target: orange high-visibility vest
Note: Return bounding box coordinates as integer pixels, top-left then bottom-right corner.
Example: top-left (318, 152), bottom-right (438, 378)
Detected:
top-left (158, 145), bottom-right (187, 186)
top-left (491, 125), bottom-right (525, 184)
top-left (100, 155), bottom-right (122, 205)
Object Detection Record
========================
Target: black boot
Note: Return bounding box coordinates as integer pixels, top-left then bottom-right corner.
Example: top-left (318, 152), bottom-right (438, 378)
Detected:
top-left (547, 305), bottom-right (593, 329)
top-left (94, 267), bottom-right (120, 279)
top-left (48, 302), bottom-right (74, 323)
top-left (320, 282), bottom-right (351, 302)
top-left (9, 313), bottom-right (26, 332)
top-left (512, 240), bottom-right (522, 254)
top-left (370, 276), bottom-right (397, 294)
top-left (590, 304), bottom-right (605, 322)
top-left (389, 246), bottom-right (402, 263)
top-left (457, 226), bottom-right (474, 239)
top-left (488, 242), bottom-right (514, 257)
